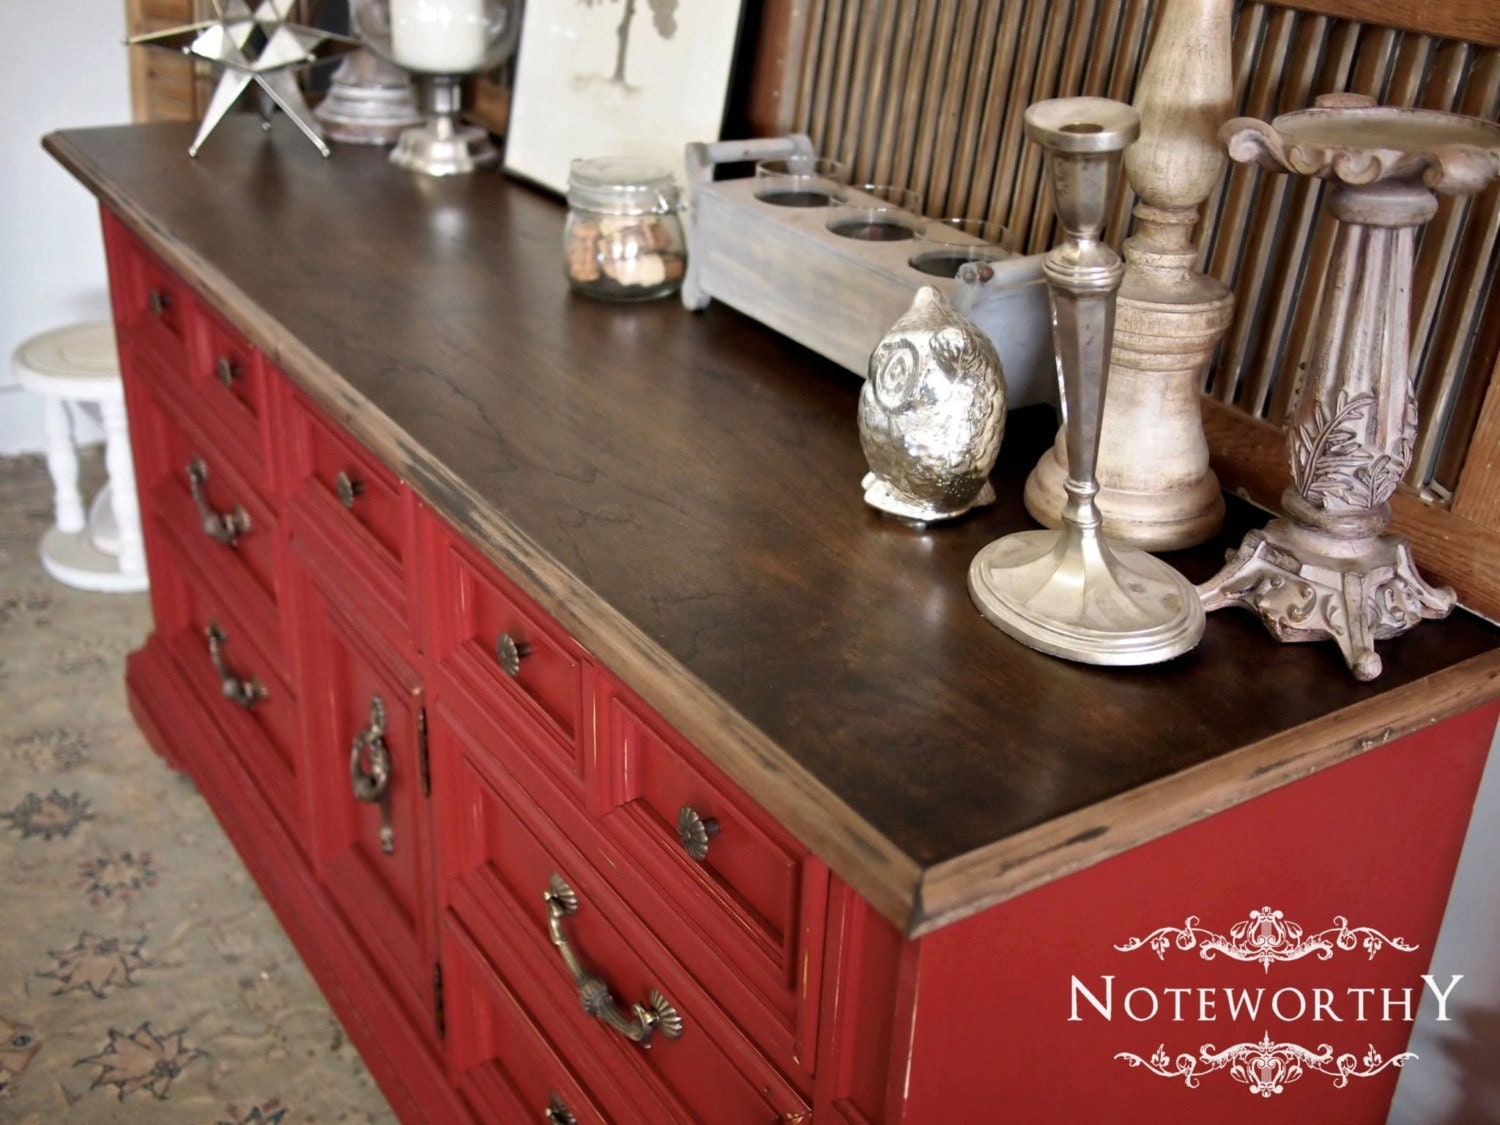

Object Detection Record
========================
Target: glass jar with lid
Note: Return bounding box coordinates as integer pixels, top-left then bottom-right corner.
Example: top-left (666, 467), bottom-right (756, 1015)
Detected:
top-left (564, 157), bottom-right (687, 301)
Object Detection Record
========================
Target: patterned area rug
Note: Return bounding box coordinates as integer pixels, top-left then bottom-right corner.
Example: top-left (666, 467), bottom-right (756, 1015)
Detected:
top-left (0, 452), bottom-right (396, 1124)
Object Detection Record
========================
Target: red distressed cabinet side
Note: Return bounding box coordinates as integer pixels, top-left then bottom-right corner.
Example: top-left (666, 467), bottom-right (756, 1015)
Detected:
top-left (883, 702), bottom-right (1499, 1125)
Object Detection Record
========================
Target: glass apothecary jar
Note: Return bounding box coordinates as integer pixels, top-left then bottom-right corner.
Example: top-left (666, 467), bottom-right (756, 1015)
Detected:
top-left (564, 157), bottom-right (686, 302)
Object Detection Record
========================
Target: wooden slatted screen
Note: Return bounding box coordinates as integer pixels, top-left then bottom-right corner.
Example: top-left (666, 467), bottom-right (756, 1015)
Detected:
top-left (750, 0), bottom-right (1500, 619)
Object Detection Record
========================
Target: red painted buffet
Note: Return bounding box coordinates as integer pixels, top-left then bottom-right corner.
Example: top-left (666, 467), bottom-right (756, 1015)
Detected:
top-left (46, 120), bottom-right (1500, 1123)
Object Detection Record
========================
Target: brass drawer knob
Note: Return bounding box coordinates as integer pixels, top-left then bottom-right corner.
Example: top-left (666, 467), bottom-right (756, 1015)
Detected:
top-left (676, 806), bottom-right (719, 862)
top-left (545, 1094), bottom-right (577, 1125)
top-left (349, 695), bottom-right (395, 855)
top-left (215, 355), bottom-right (239, 388)
top-left (187, 457), bottom-right (251, 546)
top-left (543, 873), bottom-right (684, 1050)
top-left (495, 632), bottom-right (532, 677)
top-left (205, 621), bottom-right (267, 710)
top-left (335, 470), bottom-right (364, 510)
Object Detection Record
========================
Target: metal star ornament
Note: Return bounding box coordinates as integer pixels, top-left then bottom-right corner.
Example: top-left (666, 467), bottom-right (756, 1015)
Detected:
top-left (128, 0), bottom-right (359, 157)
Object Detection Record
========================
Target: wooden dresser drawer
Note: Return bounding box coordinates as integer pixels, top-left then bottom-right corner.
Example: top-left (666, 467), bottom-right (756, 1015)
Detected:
top-left (443, 918), bottom-right (614, 1125)
top-left (598, 677), bottom-right (826, 1084)
top-left (152, 541), bottom-right (301, 847)
top-left (185, 304), bottom-right (274, 497)
top-left (292, 394), bottom-right (406, 569)
top-left (102, 209), bottom-right (191, 373)
top-left (284, 388), bottom-right (415, 650)
top-left (431, 701), bottom-right (810, 1124)
top-left (430, 529), bottom-right (592, 791)
top-left (136, 387), bottom-right (285, 671)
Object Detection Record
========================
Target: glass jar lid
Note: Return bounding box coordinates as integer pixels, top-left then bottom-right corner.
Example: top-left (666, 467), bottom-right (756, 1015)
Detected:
top-left (567, 157), bottom-right (681, 216)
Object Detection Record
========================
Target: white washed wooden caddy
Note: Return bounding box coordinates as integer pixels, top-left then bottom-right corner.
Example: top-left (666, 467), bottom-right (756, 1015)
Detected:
top-left (682, 135), bottom-right (1057, 409)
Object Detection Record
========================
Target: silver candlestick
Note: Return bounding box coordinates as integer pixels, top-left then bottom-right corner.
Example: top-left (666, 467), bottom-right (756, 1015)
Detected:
top-left (1199, 95), bottom-right (1500, 680)
top-left (968, 98), bottom-right (1205, 666)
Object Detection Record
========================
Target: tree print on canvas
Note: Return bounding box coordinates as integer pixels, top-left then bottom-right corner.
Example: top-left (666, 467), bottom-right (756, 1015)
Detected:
top-left (576, 0), bottom-right (678, 90)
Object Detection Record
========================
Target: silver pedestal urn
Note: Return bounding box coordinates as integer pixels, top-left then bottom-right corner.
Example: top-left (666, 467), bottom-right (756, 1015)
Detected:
top-left (968, 97), bottom-right (1205, 666)
top-left (1198, 95), bottom-right (1500, 680)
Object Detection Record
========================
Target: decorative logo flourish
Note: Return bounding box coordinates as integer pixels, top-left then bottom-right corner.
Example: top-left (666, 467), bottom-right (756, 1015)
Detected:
top-left (1115, 906), bottom-right (1417, 972)
top-left (1118, 1035), bottom-right (1415, 1096)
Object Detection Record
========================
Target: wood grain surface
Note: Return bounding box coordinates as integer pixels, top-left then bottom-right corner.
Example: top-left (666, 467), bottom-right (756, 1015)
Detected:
top-left (47, 120), bottom-right (1500, 934)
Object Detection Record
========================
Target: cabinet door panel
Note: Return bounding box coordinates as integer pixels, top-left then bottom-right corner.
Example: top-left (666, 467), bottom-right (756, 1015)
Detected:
top-left (300, 575), bottom-right (435, 1035)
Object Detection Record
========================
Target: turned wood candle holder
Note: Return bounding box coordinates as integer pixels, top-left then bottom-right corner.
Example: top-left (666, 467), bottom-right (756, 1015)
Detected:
top-left (1199, 94), bottom-right (1500, 680)
top-left (1024, 0), bottom-right (1233, 552)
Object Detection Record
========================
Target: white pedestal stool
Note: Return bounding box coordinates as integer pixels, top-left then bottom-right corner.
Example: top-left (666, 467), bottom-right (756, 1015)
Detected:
top-left (14, 321), bottom-right (148, 592)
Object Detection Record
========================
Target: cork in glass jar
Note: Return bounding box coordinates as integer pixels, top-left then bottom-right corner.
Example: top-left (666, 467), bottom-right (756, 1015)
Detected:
top-left (564, 157), bottom-right (687, 302)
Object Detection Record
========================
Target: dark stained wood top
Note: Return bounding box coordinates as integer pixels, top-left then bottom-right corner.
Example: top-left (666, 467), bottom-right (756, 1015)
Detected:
top-left (47, 119), bottom-right (1500, 936)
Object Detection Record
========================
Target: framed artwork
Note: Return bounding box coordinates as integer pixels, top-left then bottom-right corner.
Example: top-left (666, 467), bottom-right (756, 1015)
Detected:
top-left (504, 0), bottom-right (748, 193)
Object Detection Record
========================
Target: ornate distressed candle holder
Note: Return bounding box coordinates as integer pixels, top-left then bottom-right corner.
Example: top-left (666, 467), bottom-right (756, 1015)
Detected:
top-left (968, 98), bottom-right (1205, 666)
top-left (1199, 95), bottom-right (1500, 680)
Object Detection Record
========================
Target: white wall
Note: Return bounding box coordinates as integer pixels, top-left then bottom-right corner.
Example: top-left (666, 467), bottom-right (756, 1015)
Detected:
top-left (1389, 719), bottom-right (1500, 1125)
top-left (0, 1), bottom-right (131, 453)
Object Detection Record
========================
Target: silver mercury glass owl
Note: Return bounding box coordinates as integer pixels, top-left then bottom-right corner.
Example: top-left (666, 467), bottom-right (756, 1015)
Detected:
top-left (859, 286), bottom-right (1007, 522)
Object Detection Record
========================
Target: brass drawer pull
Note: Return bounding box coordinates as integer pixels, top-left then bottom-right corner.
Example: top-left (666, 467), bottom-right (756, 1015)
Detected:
top-left (676, 806), bottom-right (720, 862)
top-left (543, 873), bottom-right (683, 1050)
top-left (545, 1094), bottom-right (577, 1125)
top-left (205, 622), bottom-right (267, 710)
top-left (215, 355), bottom-right (240, 388)
top-left (187, 457), bottom-right (251, 546)
top-left (349, 695), bottom-right (395, 855)
top-left (147, 286), bottom-right (170, 317)
top-left (495, 632), bottom-right (532, 677)
top-left (335, 470), bottom-right (364, 510)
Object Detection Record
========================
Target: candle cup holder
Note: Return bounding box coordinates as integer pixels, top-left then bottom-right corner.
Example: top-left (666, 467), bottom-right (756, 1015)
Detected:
top-left (1199, 96), bottom-right (1500, 680)
top-left (352, 0), bottom-right (521, 176)
top-left (825, 186), bottom-right (925, 243)
top-left (754, 157), bottom-right (848, 208)
top-left (968, 97), bottom-right (1205, 666)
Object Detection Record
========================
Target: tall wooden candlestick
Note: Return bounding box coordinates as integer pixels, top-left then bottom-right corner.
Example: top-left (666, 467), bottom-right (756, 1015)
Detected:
top-left (1024, 0), bottom-right (1233, 551)
top-left (1199, 95), bottom-right (1500, 679)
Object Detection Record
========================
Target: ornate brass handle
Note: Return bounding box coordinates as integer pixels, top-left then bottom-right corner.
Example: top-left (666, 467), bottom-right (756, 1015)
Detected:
top-left (335, 470), bottom-right (364, 510)
top-left (495, 632), bottom-right (532, 677)
top-left (215, 355), bottom-right (239, 388)
top-left (543, 874), bottom-right (683, 1050)
top-left (187, 458), bottom-right (251, 546)
top-left (544, 1094), bottom-right (577, 1125)
top-left (205, 622), bottom-right (267, 710)
top-left (676, 806), bottom-right (720, 862)
top-left (147, 287), bottom-right (169, 317)
top-left (349, 695), bottom-right (395, 855)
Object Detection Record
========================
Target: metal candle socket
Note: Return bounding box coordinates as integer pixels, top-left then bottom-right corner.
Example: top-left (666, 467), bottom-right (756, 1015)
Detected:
top-left (967, 98), bottom-right (1205, 666)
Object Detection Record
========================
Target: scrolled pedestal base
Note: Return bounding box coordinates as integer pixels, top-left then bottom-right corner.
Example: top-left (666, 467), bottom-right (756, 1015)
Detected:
top-left (1198, 521), bottom-right (1455, 681)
